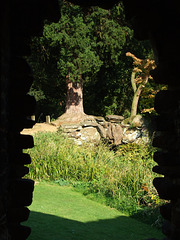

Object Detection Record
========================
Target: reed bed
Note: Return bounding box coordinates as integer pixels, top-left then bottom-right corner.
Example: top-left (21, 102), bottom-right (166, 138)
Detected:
top-left (25, 131), bottom-right (162, 217)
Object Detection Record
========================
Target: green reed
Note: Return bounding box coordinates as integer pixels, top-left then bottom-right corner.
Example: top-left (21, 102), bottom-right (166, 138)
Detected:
top-left (25, 131), bottom-right (161, 215)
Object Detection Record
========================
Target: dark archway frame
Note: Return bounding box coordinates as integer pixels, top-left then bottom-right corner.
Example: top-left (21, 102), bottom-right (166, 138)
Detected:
top-left (0, 1), bottom-right (179, 239)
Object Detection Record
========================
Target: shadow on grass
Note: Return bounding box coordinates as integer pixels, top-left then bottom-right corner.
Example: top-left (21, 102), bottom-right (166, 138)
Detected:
top-left (131, 206), bottom-right (163, 229)
top-left (27, 211), bottom-right (162, 240)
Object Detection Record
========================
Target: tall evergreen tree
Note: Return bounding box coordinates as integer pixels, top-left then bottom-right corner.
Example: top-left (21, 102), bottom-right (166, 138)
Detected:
top-left (28, 1), bottom-right (152, 121)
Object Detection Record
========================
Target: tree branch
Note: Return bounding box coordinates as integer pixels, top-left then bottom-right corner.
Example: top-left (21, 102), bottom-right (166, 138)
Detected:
top-left (131, 71), bottom-right (137, 93)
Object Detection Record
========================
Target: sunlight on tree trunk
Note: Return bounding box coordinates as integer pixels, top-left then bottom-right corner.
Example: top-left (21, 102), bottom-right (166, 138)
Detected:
top-left (52, 74), bottom-right (90, 126)
top-left (126, 52), bottom-right (156, 121)
top-left (65, 75), bottom-right (84, 115)
top-left (130, 74), bottom-right (148, 118)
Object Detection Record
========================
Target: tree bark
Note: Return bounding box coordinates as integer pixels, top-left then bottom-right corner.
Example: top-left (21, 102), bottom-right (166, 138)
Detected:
top-left (130, 85), bottom-right (143, 118)
top-left (52, 74), bottom-right (88, 126)
top-left (65, 74), bottom-right (84, 115)
top-left (130, 74), bottom-right (148, 119)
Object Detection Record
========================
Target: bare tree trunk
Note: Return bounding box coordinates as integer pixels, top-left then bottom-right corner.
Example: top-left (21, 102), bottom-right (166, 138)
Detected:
top-left (130, 73), bottom-right (148, 119)
top-left (130, 85), bottom-right (143, 118)
top-left (52, 74), bottom-right (92, 126)
top-left (65, 74), bottom-right (84, 115)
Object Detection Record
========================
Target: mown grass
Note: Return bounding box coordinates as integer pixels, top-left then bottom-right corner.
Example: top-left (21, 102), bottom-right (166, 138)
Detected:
top-left (25, 131), bottom-right (165, 226)
top-left (26, 182), bottom-right (164, 240)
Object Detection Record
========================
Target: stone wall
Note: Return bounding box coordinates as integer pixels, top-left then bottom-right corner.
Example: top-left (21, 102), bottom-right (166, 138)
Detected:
top-left (59, 114), bottom-right (150, 146)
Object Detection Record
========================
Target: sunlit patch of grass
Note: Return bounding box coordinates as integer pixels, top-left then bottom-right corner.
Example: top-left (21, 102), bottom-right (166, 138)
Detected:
top-left (26, 182), bottom-right (164, 240)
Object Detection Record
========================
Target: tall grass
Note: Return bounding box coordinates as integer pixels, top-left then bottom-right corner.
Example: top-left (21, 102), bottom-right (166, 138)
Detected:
top-left (25, 132), bottom-right (162, 216)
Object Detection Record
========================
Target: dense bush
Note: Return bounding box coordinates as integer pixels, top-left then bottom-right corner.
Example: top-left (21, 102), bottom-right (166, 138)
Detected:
top-left (25, 131), bottom-right (164, 218)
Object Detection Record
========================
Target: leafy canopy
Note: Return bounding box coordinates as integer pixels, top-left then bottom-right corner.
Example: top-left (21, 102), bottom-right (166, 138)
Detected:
top-left (42, 3), bottom-right (102, 82)
top-left (38, 1), bottom-right (132, 82)
top-left (28, 1), bottom-right (154, 119)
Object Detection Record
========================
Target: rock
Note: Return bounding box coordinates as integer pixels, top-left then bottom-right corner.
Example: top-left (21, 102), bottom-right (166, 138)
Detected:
top-left (67, 126), bottom-right (101, 145)
top-left (73, 139), bottom-right (83, 145)
top-left (96, 124), bottom-right (106, 138)
top-left (50, 114), bottom-right (151, 146)
top-left (60, 123), bottom-right (82, 130)
top-left (67, 131), bottom-right (81, 139)
top-left (131, 115), bottom-right (144, 127)
top-left (122, 128), bottom-right (141, 144)
top-left (22, 113), bottom-right (152, 146)
top-left (81, 121), bottom-right (97, 127)
top-left (106, 123), bottom-right (123, 145)
top-left (60, 123), bottom-right (82, 133)
top-left (79, 127), bottom-right (101, 143)
top-left (107, 123), bottom-right (113, 140)
top-left (82, 121), bottom-right (106, 138)
top-left (21, 123), bottom-right (58, 135)
top-left (140, 127), bottom-right (150, 144)
top-left (121, 115), bottom-right (145, 128)
top-left (112, 124), bottom-right (123, 145)
top-left (105, 115), bottom-right (124, 123)
top-left (94, 116), bottom-right (106, 123)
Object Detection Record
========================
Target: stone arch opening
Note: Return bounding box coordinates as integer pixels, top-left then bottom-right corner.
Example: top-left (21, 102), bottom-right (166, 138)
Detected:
top-left (0, 0), bottom-right (180, 239)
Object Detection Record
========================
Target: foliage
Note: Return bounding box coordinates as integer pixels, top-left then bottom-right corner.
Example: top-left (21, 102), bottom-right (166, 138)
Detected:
top-left (125, 52), bottom-right (156, 118)
top-left (28, 87), bottom-right (46, 102)
top-left (43, 7), bottom-right (102, 81)
top-left (139, 81), bottom-right (167, 115)
top-left (28, 1), bottom-right (154, 119)
top-left (25, 132), bottom-right (164, 219)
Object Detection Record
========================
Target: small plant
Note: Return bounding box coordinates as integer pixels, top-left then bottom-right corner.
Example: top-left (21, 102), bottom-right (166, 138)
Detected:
top-left (129, 122), bottom-right (135, 129)
top-left (55, 178), bottom-right (71, 186)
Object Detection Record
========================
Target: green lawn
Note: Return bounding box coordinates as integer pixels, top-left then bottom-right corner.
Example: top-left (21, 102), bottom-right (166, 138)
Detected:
top-left (26, 182), bottom-right (163, 240)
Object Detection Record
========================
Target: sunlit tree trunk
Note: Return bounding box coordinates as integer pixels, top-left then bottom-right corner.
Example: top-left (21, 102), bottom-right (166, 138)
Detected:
top-left (126, 52), bottom-right (156, 121)
top-left (65, 74), bottom-right (84, 115)
top-left (130, 71), bottom-right (148, 119)
top-left (131, 85), bottom-right (143, 118)
top-left (52, 74), bottom-right (87, 126)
